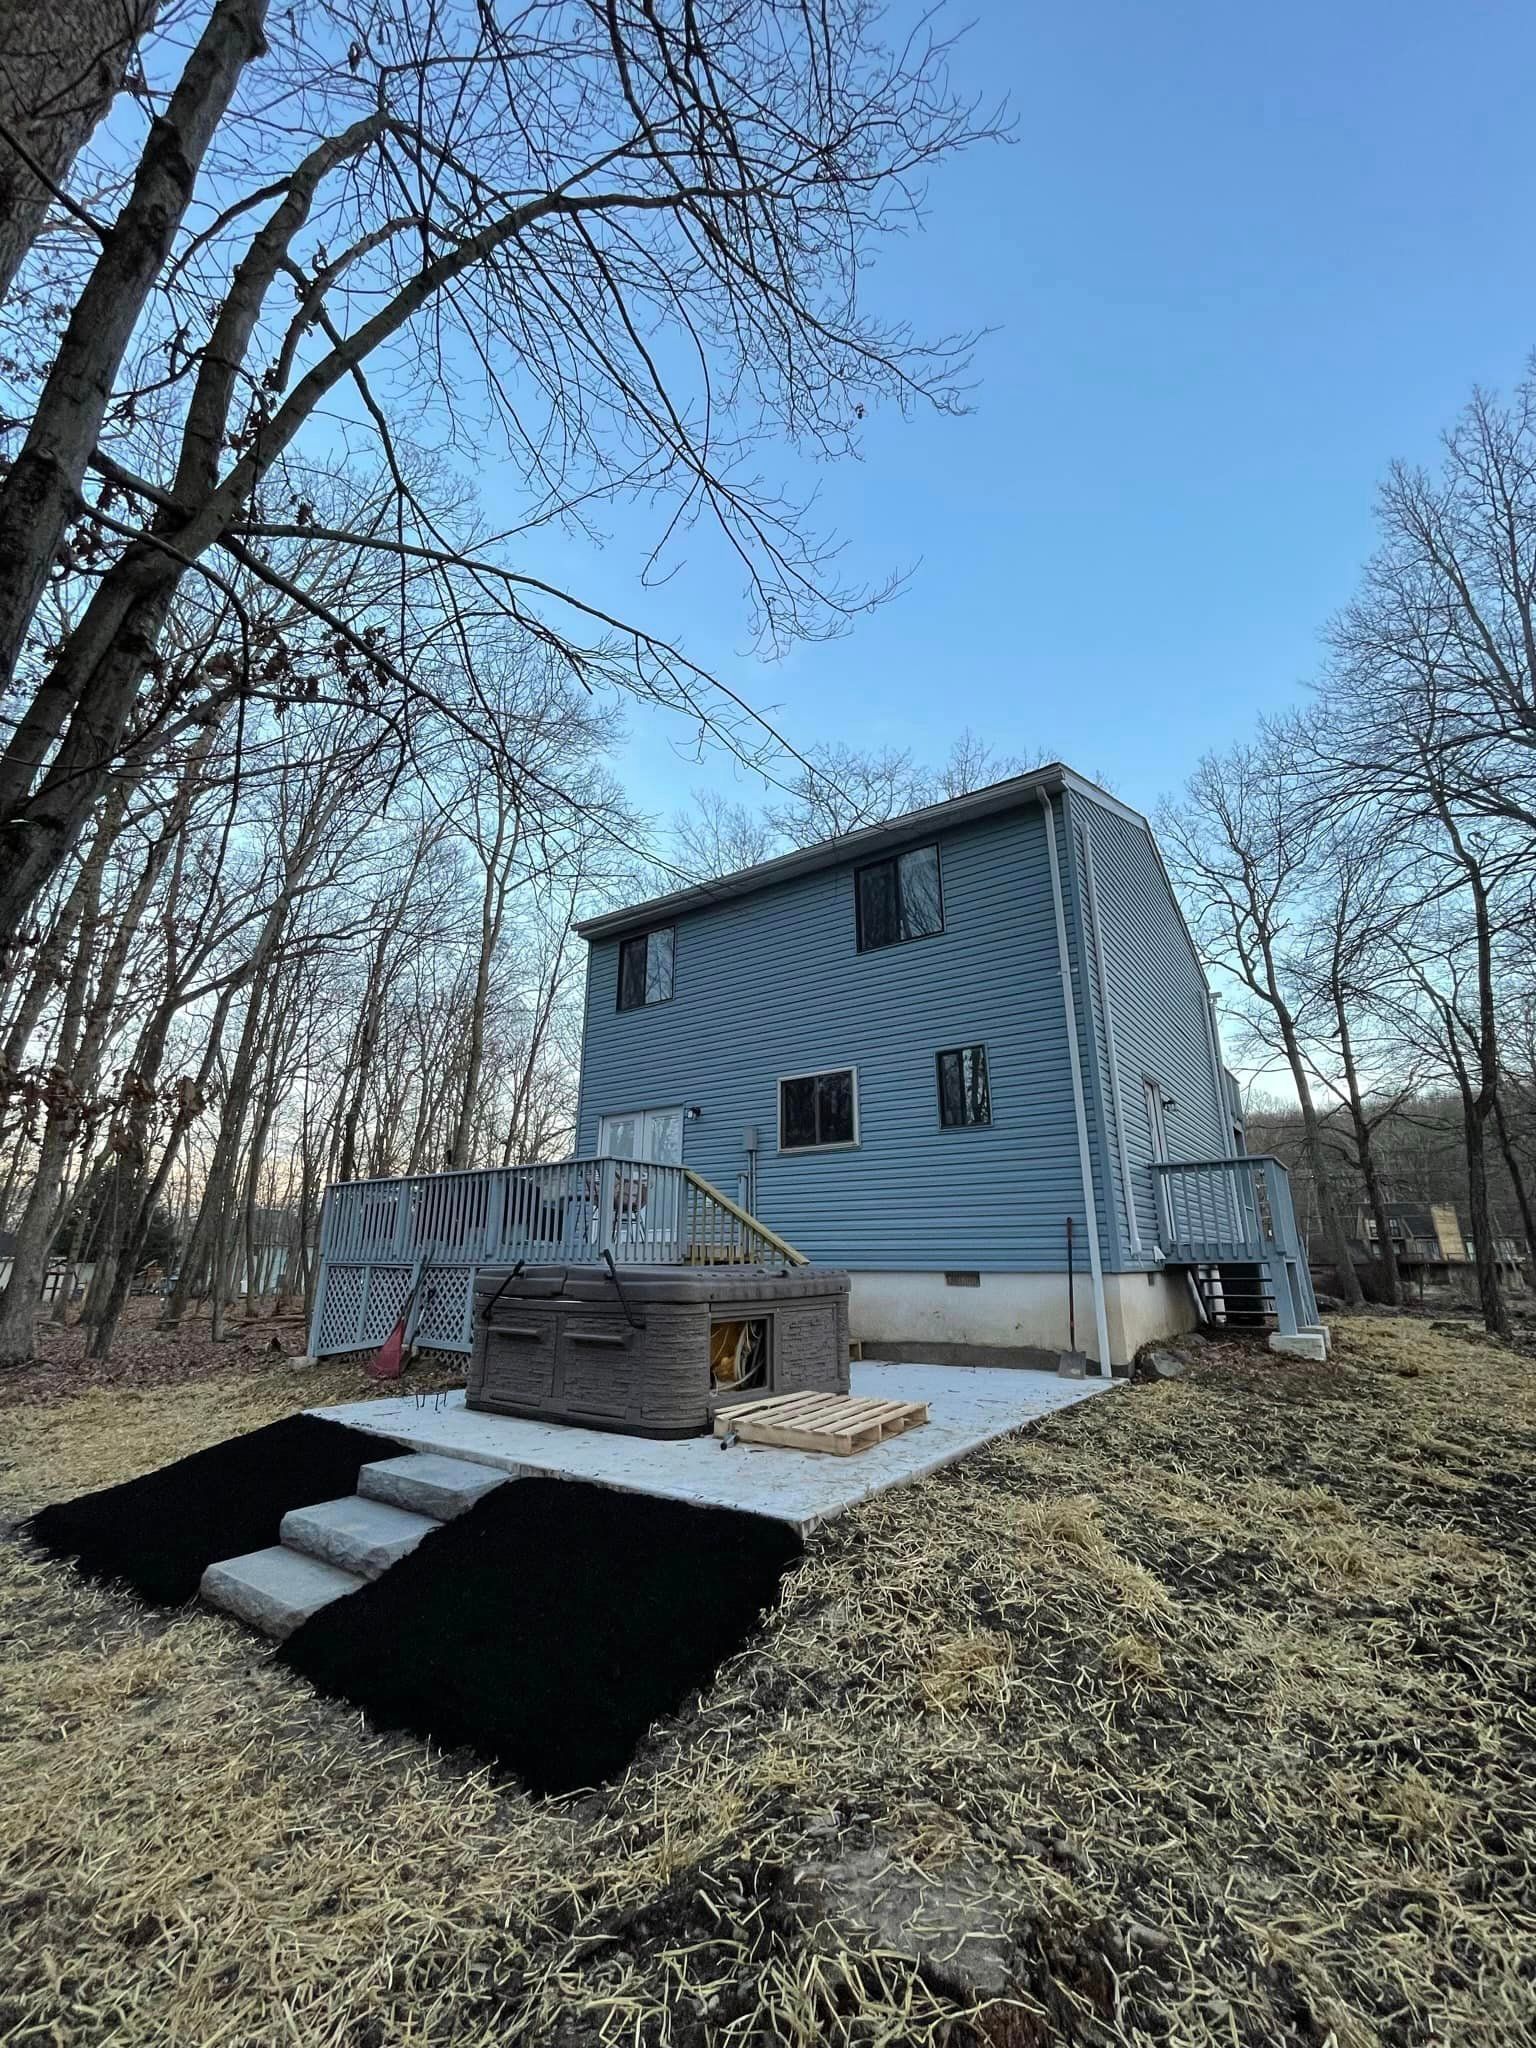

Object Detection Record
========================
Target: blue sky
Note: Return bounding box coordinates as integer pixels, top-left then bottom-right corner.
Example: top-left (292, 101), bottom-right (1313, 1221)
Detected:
top-left (502, 0), bottom-right (1536, 824)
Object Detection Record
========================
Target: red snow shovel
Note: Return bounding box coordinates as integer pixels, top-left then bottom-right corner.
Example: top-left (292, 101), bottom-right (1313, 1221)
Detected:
top-left (366, 1271), bottom-right (427, 1380)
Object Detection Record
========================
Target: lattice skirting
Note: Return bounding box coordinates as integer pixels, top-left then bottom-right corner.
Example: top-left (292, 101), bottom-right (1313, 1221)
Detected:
top-left (312, 1261), bottom-right (476, 1356)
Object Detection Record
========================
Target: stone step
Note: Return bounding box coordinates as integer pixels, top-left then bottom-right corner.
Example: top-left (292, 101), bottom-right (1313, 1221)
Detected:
top-left (201, 1546), bottom-right (364, 1639)
top-left (279, 1494), bottom-right (440, 1579)
top-left (357, 1451), bottom-right (512, 1521)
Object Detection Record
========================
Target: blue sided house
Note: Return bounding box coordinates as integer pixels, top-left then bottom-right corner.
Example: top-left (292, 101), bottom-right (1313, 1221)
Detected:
top-left (569, 763), bottom-right (1316, 1369)
top-left (306, 763), bottom-right (1318, 1374)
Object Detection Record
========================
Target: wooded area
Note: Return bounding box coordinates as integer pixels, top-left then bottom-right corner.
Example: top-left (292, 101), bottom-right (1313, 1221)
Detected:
top-left (0, 1), bottom-right (996, 1367)
top-left (1161, 368), bottom-right (1536, 1338)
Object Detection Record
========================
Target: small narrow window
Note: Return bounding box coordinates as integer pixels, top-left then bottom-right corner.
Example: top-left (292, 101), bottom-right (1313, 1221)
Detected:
top-left (937, 1044), bottom-right (991, 1128)
top-left (778, 1067), bottom-right (858, 1150)
top-left (617, 926), bottom-right (675, 1010)
top-left (855, 844), bottom-right (943, 951)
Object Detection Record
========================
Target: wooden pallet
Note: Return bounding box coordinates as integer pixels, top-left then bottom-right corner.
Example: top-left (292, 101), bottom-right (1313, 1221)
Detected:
top-left (713, 1389), bottom-right (930, 1456)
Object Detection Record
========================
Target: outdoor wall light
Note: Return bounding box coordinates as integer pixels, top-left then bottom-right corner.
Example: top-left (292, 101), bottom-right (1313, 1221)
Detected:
top-left (686, 1105), bottom-right (703, 1120)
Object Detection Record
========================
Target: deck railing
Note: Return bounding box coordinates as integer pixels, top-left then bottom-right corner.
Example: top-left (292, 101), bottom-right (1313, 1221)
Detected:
top-left (1151, 1153), bottom-right (1318, 1328)
top-left (1151, 1154), bottom-right (1299, 1262)
top-left (309, 1158), bottom-right (805, 1357)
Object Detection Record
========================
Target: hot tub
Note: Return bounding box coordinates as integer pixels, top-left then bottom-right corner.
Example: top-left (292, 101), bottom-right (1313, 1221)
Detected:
top-left (467, 1263), bottom-right (850, 1438)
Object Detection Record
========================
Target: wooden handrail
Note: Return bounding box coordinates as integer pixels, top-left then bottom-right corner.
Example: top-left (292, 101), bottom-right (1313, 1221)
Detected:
top-left (681, 1168), bottom-right (808, 1265)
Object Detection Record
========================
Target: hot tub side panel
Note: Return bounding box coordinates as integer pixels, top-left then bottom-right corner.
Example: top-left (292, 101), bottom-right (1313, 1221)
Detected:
top-left (467, 1266), bottom-right (848, 1437)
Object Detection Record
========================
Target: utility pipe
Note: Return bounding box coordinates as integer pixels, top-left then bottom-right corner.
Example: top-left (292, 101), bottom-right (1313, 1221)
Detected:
top-left (1038, 788), bottom-right (1114, 1374)
top-left (1079, 820), bottom-right (1142, 1260)
top-left (1203, 987), bottom-right (1233, 1152)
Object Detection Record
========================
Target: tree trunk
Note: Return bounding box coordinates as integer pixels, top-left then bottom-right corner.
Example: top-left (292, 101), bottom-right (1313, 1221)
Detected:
top-left (1461, 1082), bottom-right (1511, 1340)
top-left (0, 792), bottom-right (116, 1364)
top-left (87, 983), bottom-right (237, 1358)
top-left (240, 1021), bottom-right (286, 1314)
top-left (1493, 1093), bottom-right (1536, 1283)
top-left (1, 846), bottom-right (91, 1067)
top-left (48, 1145), bottom-right (109, 1325)
top-left (1333, 975), bottom-right (1400, 1304)
top-left (0, 1), bottom-right (157, 305)
top-left (449, 805), bottom-right (516, 1170)
top-left (1351, 1116), bottom-right (1401, 1306)
top-left (1279, 1015), bottom-right (1365, 1306)
top-left (0, 0), bottom-right (267, 704)
top-left (0, 1114), bottom-right (79, 1362)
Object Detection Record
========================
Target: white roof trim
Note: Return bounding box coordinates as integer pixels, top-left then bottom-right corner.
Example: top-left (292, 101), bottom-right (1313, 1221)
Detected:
top-left (576, 762), bottom-right (1153, 942)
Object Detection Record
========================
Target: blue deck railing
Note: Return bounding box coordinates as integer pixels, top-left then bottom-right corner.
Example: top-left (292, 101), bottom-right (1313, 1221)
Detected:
top-left (1152, 1154), bottom-right (1318, 1330)
top-left (306, 1157), bottom-right (804, 1358)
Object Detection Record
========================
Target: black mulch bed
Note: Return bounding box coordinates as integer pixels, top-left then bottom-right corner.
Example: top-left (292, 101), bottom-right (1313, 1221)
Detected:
top-left (24, 1415), bottom-right (391, 1605)
top-left (280, 1478), bottom-right (804, 1795)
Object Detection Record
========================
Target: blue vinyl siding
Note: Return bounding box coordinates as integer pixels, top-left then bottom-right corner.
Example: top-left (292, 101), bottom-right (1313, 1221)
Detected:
top-left (576, 784), bottom-right (1227, 1275)
top-left (578, 805), bottom-right (1096, 1271)
top-left (1069, 793), bottom-right (1229, 1257)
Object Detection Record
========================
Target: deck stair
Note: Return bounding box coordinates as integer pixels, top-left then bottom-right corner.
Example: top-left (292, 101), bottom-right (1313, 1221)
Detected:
top-left (1153, 1156), bottom-right (1325, 1349)
top-left (1189, 1260), bottom-right (1278, 1331)
top-left (199, 1450), bottom-right (511, 1637)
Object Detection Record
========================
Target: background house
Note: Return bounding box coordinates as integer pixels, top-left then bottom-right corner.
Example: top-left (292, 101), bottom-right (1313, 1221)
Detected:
top-left (1350, 1200), bottom-right (1527, 1302)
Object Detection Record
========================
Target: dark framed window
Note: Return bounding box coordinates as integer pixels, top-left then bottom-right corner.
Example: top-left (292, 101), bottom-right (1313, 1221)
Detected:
top-left (855, 843), bottom-right (943, 952)
top-left (617, 926), bottom-right (675, 1010)
top-left (778, 1067), bottom-right (858, 1150)
top-left (937, 1044), bottom-right (992, 1128)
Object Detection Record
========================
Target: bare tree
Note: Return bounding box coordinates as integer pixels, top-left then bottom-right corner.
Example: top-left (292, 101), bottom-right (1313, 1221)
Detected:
top-left (672, 788), bottom-right (783, 882)
top-left (1288, 816), bottom-right (1420, 1304)
top-left (0, 0), bottom-right (998, 943)
top-left (674, 730), bottom-right (1043, 877)
top-left (1315, 365), bottom-right (1536, 1334)
top-left (1160, 739), bottom-right (1366, 1305)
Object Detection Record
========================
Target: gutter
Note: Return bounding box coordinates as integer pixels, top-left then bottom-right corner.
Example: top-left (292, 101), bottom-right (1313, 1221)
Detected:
top-left (1038, 787), bottom-right (1115, 1375)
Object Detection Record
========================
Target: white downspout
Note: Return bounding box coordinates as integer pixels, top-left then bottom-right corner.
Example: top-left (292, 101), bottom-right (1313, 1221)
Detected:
top-left (1038, 788), bottom-right (1114, 1374)
top-left (1080, 820), bottom-right (1142, 1260)
top-left (1204, 989), bottom-right (1234, 1152)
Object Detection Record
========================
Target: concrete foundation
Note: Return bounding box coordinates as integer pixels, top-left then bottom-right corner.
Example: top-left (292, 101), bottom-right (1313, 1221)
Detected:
top-left (1269, 1327), bottom-right (1330, 1362)
top-left (846, 1268), bottom-right (1196, 1370)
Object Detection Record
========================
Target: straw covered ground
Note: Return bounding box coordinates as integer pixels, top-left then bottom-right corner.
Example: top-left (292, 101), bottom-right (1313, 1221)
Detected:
top-left (1, 1315), bottom-right (1532, 2047)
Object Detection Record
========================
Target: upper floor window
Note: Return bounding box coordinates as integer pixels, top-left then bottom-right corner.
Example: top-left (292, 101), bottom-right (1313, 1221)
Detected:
top-left (779, 1066), bottom-right (858, 1151)
top-left (617, 926), bottom-right (675, 1010)
top-left (855, 843), bottom-right (943, 952)
top-left (937, 1044), bottom-right (992, 1128)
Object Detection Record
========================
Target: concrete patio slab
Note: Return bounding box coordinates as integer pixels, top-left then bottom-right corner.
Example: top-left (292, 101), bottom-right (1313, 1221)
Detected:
top-left (310, 1362), bottom-right (1118, 1533)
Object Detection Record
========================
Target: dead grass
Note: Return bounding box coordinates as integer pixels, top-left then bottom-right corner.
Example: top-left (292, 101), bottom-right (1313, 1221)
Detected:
top-left (0, 1350), bottom-right (464, 1516)
top-left (1, 1317), bottom-right (1534, 2046)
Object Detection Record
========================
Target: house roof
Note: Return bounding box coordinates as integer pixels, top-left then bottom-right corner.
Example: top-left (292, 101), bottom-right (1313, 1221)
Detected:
top-left (1384, 1201), bottom-right (1439, 1240)
top-left (574, 762), bottom-right (1153, 942)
